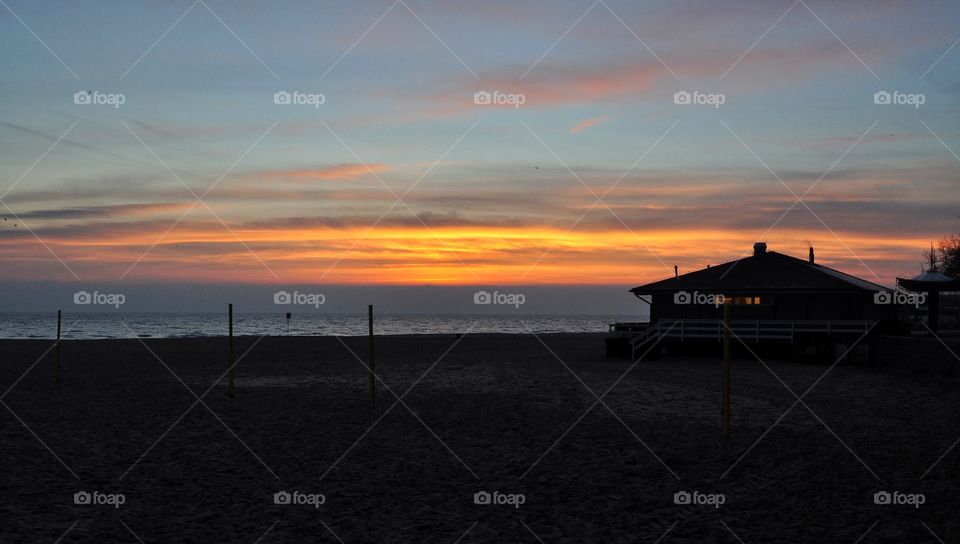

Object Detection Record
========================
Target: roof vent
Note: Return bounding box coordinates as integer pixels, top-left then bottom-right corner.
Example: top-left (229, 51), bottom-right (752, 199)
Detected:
top-left (808, 246), bottom-right (815, 264)
top-left (753, 242), bottom-right (767, 256)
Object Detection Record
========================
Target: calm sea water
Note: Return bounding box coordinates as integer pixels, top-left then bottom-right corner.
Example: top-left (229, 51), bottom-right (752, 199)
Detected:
top-left (0, 313), bottom-right (635, 340)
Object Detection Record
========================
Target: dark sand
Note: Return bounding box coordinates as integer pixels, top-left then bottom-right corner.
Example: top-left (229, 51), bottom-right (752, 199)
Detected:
top-left (1, 334), bottom-right (958, 543)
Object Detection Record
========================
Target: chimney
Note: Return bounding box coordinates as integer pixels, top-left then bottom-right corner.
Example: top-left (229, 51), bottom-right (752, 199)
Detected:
top-left (808, 246), bottom-right (815, 264)
top-left (753, 242), bottom-right (767, 256)
top-left (674, 265), bottom-right (678, 278)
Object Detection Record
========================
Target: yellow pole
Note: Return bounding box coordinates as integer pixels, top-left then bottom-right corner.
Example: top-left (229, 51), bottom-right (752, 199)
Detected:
top-left (55, 310), bottom-right (61, 384)
top-left (368, 304), bottom-right (375, 403)
top-left (722, 302), bottom-right (731, 437)
top-left (228, 304), bottom-right (235, 398)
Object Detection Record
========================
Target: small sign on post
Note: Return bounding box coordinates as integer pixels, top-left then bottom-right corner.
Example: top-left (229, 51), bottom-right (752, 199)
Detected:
top-left (228, 304), bottom-right (235, 398)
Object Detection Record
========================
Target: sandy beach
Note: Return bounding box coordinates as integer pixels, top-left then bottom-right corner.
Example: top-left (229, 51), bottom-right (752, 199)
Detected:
top-left (2, 333), bottom-right (958, 543)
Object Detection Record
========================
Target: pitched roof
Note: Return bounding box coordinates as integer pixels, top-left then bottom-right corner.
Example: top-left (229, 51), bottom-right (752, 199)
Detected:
top-left (630, 250), bottom-right (886, 295)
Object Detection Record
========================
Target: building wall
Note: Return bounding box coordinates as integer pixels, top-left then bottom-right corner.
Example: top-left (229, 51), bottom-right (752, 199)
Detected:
top-left (650, 292), bottom-right (897, 321)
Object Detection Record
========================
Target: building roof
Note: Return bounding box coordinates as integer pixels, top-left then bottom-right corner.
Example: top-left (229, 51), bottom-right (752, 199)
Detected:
top-left (630, 245), bottom-right (886, 296)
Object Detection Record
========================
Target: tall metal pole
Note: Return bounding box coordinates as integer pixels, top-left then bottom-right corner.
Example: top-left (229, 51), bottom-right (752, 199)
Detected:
top-left (368, 304), bottom-right (375, 403)
top-left (722, 302), bottom-right (731, 438)
top-left (228, 303), bottom-right (235, 398)
top-left (55, 310), bottom-right (61, 384)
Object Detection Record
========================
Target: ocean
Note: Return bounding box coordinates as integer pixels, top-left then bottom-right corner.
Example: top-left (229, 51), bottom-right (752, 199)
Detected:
top-left (0, 312), bottom-right (639, 339)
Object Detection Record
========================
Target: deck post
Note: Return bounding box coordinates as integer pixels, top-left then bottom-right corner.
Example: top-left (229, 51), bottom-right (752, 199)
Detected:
top-left (368, 304), bottom-right (375, 403)
top-left (228, 303), bottom-right (235, 398)
top-left (55, 310), bottom-right (61, 384)
top-left (723, 303), bottom-right (731, 438)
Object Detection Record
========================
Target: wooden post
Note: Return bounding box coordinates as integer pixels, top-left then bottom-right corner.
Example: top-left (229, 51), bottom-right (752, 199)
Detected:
top-left (55, 310), bottom-right (61, 384)
top-left (228, 304), bottom-right (235, 398)
top-left (722, 302), bottom-right (731, 438)
top-left (368, 304), bottom-right (375, 403)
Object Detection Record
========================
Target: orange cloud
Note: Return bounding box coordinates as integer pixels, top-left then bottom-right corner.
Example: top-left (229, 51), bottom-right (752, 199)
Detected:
top-left (570, 116), bottom-right (609, 134)
top-left (264, 163), bottom-right (387, 181)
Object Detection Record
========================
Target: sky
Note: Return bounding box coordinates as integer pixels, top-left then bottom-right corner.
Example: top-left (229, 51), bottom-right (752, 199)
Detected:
top-left (1, 0), bottom-right (958, 313)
